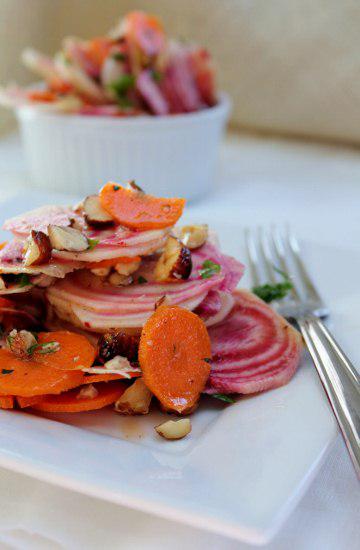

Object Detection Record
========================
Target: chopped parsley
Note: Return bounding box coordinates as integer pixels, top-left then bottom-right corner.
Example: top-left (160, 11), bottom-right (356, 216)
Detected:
top-left (15, 274), bottom-right (31, 288)
top-left (109, 74), bottom-right (136, 107)
top-left (199, 260), bottom-right (221, 279)
top-left (87, 238), bottom-right (99, 251)
top-left (137, 276), bottom-right (148, 284)
top-left (113, 185), bottom-right (120, 191)
top-left (36, 341), bottom-right (60, 354)
top-left (1, 369), bottom-right (13, 375)
top-left (212, 393), bottom-right (235, 403)
top-left (252, 267), bottom-right (293, 303)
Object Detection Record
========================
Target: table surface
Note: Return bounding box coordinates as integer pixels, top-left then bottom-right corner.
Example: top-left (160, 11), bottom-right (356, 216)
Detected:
top-left (0, 132), bottom-right (359, 550)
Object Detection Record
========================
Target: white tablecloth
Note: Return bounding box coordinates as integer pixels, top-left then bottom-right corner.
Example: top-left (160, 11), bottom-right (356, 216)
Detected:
top-left (0, 132), bottom-right (359, 550)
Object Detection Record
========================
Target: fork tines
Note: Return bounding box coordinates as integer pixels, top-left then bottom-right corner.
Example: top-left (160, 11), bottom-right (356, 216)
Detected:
top-left (244, 225), bottom-right (328, 316)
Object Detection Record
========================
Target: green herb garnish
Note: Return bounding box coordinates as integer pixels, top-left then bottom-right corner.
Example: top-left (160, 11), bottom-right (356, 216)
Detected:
top-left (199, 260), bottom-right (221, 279)
top-left (252, 268), bottom-right (293, 303)
top-left (109, 74), bottom-right (136, 106)
top-left (25, 340), bottom-right (59, 357)
top-left (112, 52), bottom-right (127, 62)
top-left (1, 369), bottom-right (13, 375)
top-left (15, 274), bottom-right (31, 288)
top-left (151, 70), bottom-right (163, 83)
top-left (137, 276), bottom-right (148, 284)
top-left (36, 341), bottom-right (60, 354)
top-left (113, 185), bottom-right (120, 191)
top-left (87, 238), bottom-right (99, 251)
top-left (212, 393), bottom-right (235, 403)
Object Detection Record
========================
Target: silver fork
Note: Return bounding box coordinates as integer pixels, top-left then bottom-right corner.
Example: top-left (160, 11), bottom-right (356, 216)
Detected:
top-left (245, 226), bottom-right (360, 478)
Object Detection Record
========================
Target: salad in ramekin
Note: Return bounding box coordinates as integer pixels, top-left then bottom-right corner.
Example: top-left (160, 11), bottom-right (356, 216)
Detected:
top-left (0, 11), bottom-right (230, 199)
top-left (0, 11), bottom-right (217, 117)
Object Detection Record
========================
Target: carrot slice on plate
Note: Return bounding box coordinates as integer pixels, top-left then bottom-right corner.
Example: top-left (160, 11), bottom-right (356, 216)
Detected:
top-left (82, 372), bottom-right (135, 384)
top-left (0, 396), bottom-right (14, 409)
top-left (0, 350), bottom-right (84, 396)
top-left (139, 305), bottom-right (211, 414)
top-left (85, 256), bottom-right (141, 269)
top-left (99, 183), bottom-right (185, 230)
top-left (33, 331), bottom-right (96, 371)
top-left (32, 381), bottom-right (126, 413)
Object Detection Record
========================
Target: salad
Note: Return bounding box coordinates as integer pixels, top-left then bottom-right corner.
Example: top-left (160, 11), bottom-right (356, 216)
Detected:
top-left (0, 11), bottom-right (216, 117)
top-left (0, 183), bottom-right (302, 439)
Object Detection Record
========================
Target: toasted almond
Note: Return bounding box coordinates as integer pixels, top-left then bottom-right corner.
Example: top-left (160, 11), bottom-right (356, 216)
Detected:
top-left (77, 383), bottom-right (99, 400)
top-left (24, 230), bottom-right (52, 267)
top-left (108, 272), bottom-right (133, 286)
top-left (7, 329), bottom-right (37, 359)
top-left (114, 258), bottom-right (141, 276)
top-left (154, 236), bottom-right (192, 282)
top-left (115, 379), bottom-right (152, 415)
top-left (90, 266), bottom-right (111, 278)
top-left (180, 224), bottom-right (208, 249)
top-left (83, 195), bottom-right (114, 227)
top-left (48, 225), bottom-right (88, 252)
top-left (155, 419), bottom-right (192, 440)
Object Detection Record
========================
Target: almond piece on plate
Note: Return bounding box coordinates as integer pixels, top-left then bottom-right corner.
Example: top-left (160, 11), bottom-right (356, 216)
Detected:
top-left (114, 379), bottom-right (152, 415)
top-left (48, 225), bottom-right (88, 252)
top-left (83, 195), bottom-right (114, 227)
top-left (24, 230), bottom-right (52, 266)
top-left (154, 236), bottom-right (192, 282)
top-left (155, 418), bottom-right (192, 440)
top-left (180, 224), bottom-right (208, 249)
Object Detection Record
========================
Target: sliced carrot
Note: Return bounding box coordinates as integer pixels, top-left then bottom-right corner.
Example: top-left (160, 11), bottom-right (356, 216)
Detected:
top-left (32, 381), bottom-right (126, 413)
top-left (99, 183), bottom-right (185, 230)
top-left (0, 396), bottom-right (14, 409)
top-left (0, 241), bottom-right (7, 250)
top-left (85, 37), bottom-right (113, 68)
top-left (82, 372), bottom-right (136, 384)
top-left (139, 305), bottom-right (211, 414)
top-left (17, 395), bottom-right (45, 408)
top-left (33, 331), bottom-right (96, 371)
top-left (28, 90), bottom-right (57, 103)
top-left (0, 350), bottom-right (84, 396)
top-left (85, 256), bottom-right (141, 269)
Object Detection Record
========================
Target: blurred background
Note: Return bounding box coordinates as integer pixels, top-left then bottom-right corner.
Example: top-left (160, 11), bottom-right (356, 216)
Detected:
top-left (1, 0), bottom-right (360, 144)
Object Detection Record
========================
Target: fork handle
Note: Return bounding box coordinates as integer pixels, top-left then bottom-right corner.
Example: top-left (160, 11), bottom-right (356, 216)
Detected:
top-left (298, 316), bottom-right (360, 477)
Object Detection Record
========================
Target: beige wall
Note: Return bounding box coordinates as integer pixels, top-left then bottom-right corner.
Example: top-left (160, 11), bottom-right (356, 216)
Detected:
top-left (1, 0), bottom-right (360, 144)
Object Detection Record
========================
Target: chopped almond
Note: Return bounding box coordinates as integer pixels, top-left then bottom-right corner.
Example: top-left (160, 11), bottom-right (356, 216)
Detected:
top-left (83, 195), bottom-right (114, 227)
top-left (48, 225), bottom-right (88, 252)
top-left (114, 257), bottom-right (141, 276)
top-left (155, 418), bottom-right (191, 440)
top-left (180, 224), bottom-right (208, 249)
top-left (6, 329), bottom-right (37, 359)
top-left (154, 236), bottom-right (192, 282)
top-left (108, 272), bottom-right (132, 286)
top-left (114, 379), bottom-right (152, 415)
top-left (24, 230), bottom-right (52, 267)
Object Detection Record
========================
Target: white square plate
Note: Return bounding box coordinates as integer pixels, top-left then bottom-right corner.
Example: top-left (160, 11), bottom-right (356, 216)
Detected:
top-left (0, 192), bottom-right (344, 545)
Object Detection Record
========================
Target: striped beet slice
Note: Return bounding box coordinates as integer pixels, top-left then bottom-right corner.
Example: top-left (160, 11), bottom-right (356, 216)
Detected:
top-left (205, 290), bottom-right (302, 395)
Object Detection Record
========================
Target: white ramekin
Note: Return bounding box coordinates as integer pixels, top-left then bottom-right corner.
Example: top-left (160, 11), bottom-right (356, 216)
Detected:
top-left (16, 93), bottom-right (230, 201)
